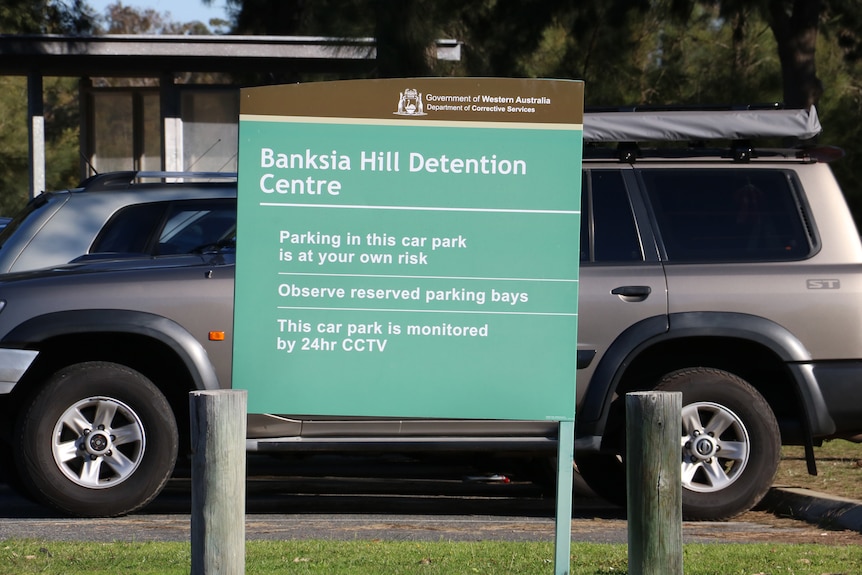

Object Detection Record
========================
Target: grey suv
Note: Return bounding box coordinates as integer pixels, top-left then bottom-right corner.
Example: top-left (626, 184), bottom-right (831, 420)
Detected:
top-left (0, 171), bottom-right (236, 273)
top-left (1, 108), bottom-right (861, 521)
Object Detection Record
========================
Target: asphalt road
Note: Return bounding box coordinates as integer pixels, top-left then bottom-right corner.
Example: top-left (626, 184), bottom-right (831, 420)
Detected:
top-left (2, 454), bottom-right (860, 545)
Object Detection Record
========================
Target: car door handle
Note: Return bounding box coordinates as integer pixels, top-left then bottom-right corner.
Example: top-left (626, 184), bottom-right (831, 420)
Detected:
top-left (611, 285), bottom-right (652, 301)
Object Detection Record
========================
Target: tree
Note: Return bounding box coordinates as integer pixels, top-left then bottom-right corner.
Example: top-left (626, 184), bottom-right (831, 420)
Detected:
top-left (220, 0), bottom-right (470, 78)
top-left (99, 1), bottom-right (213, 35)
top-left (0, 1), bottom-right (95, 214)
top-left (0, 78), bottom-right (33, 215)
top-left (764, 0), bottom-right (822, 108)
top-left (660, 0), bottom-right (851, 110)
top-left (0, 0), bottom-right (95, 34)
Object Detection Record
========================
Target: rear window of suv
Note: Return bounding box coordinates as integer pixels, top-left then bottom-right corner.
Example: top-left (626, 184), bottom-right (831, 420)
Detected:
top-left (640, 169), bottom-right (814, 262)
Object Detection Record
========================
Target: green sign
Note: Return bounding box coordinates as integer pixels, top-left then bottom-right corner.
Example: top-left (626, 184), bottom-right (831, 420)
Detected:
top-left (234, 78), bottom-right (583, 421)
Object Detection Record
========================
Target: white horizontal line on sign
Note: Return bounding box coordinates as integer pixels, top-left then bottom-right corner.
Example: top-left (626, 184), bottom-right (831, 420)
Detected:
top-left (241, 114), bottom-right (584, 131)
top-left (275, 306), bottom-right (578, 317)
top-left (276, 272), bottom-right (578, 283)
top-left (258, 202), bottom-right (579, 215)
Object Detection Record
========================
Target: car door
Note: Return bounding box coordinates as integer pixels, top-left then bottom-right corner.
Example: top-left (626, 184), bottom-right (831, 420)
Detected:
top-left (576, 166), bottom-right (669, 422)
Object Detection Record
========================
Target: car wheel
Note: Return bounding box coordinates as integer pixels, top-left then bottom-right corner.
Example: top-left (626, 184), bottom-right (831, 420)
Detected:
top-left (14, 361), bottom-right (178, 517)
top-left (655, 367), bottom-right (780, 520)
top-left (577, 367), bottom-right (780, 520)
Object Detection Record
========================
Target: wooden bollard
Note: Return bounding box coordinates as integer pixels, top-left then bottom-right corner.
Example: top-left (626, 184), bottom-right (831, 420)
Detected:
top-left (190, 390), bottom-right (247, 575)
top-left (626, 391), bottom-right (683, 575)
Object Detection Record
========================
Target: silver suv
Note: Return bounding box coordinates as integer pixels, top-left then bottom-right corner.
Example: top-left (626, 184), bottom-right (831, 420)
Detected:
top-left (1, 108), bottom-right (860, 521)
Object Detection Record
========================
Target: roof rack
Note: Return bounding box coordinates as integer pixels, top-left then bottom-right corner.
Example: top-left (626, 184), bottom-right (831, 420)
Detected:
top-left (583, 106), bottom-right (821, 144)
top-left (80, 171), bottom-right (237, 191)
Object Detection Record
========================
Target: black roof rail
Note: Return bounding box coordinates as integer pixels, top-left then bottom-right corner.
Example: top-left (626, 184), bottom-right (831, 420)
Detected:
top-left (79, 171), bottom-right (237, 191)
top-left (77, 171), bottom-right (138, 189)
top-left (582, 144), bottom-right (802, 162)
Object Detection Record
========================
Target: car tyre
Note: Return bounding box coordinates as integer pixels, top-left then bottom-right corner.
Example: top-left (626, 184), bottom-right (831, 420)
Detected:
top-left (574, 452), bottom-right (626, 507)
top-left (656, 367), bottom-right (780, 520)
top-left (577, 367), bottom-right (780, 520)
top-left (14, 361), bottom-right (178, 517)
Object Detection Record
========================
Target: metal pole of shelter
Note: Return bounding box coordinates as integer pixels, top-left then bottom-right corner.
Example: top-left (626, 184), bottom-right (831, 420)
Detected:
top-left (161, 72), bottom-right (183, 172)
top-left (27, 72), bottom-right (45, 198)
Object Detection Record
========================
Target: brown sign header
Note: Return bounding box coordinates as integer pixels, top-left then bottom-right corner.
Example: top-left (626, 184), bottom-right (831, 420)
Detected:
top-left (241, 77), bottom-right (584, 125)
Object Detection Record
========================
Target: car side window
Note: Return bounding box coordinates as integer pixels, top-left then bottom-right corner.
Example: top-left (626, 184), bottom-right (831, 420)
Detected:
top-left (640, 169), bottom-right (813, 262)
top-left (156, 201), bottom-right (236, 255)
top-left (90, 202), bottom-right (165, 255)
top-left (580, 170), bottom-right (642, 263)
top-left (91, 199), bottom-right (237, 256)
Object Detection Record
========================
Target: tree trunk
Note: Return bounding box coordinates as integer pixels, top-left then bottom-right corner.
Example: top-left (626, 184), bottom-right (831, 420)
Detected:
top-left (768, 0), bottom-right (823, 109)
top-left (373, 0), bottom-right (435, 77)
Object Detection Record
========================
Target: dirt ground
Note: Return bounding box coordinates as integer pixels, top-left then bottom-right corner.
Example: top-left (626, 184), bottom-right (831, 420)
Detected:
top-left (717, 509), bottom-right (862, 545)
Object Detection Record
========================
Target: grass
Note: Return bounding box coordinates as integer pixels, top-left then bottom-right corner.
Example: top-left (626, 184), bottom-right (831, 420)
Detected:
top-left (3, 539), bottom-right (862, 575)
top-left (775, 438), bottom-right (862, 500)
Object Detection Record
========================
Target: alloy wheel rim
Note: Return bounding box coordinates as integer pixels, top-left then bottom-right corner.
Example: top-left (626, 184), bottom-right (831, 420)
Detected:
top-left (50, 396), bottom-right (146, 489)
top-left (680, 401), bottom-right (750, 493)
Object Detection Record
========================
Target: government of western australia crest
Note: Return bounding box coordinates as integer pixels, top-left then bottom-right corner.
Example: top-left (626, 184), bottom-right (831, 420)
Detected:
top-left (395, 88), bottom-right (426, 116)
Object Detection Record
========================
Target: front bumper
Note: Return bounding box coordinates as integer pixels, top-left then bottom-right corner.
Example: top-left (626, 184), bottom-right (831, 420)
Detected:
top-left (0, 348), bottom-right (37, 394)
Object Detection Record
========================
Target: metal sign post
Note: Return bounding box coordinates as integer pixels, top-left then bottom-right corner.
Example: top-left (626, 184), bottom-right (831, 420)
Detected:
top-left (555, 420), bottom-right (575, 574)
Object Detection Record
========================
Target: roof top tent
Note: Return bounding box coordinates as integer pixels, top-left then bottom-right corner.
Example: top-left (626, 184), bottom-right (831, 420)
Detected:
top-left (0, 34), bottom-right (462, 198)
top-left (584, 106), bottom-right (821, 143)
top-left (582, 105), bottom-right (823, 162)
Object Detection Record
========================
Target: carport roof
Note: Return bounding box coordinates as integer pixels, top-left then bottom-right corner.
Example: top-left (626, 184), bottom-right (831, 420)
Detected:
top-left (0, 34), bottom-right (462, 77)
top-left (1, 33), bottom-right (462, 197)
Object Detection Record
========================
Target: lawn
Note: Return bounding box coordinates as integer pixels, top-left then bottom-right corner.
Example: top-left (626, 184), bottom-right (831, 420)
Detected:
top-left (3, 539), bottom-right (862, 575)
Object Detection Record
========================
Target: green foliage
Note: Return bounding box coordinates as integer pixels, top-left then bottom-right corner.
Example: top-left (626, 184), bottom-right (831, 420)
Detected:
top-left (0, 77), bottom-right (81, 216)
top-left (0, 0), bottom-right (94, 34)
top-left (0, 78), bottom-right (30, 216)
top-left (0, 0), bottom-right (92, 216)
top-left (0, 0), bottom-right (46, 32)
top-left (479, 2), bottom-right (783, 107)
top-left (825, 0), bottom-right (862, 61)
top-left (809, 25), bottom-right (862, 228)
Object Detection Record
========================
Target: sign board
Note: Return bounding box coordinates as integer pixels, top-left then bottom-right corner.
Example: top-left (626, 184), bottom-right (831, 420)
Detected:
top-left (234, 78), bottom-right (583, 421)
